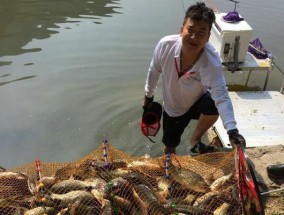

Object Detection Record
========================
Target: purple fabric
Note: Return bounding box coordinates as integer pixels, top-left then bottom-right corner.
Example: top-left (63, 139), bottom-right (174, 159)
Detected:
top-left (222, 11), bottom-right (244, 22)
top-left (248, 38), bottom-right (271, 59)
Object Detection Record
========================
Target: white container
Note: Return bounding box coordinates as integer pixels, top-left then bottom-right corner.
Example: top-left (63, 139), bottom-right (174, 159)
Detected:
top-left (210, 12), bottom-right (253, 63)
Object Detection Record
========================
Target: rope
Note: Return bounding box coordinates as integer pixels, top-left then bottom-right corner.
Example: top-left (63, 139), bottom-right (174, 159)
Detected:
top-left (181, 0), bottom-right (219, 13)
top-left (147, 136), bottom-right (156, 143)
top-left (273, 60), bottom-right (284, 76)
top-left (180, 0), bottom-right (186, 12)
top-left (207, 0), bottom-right (218, 12)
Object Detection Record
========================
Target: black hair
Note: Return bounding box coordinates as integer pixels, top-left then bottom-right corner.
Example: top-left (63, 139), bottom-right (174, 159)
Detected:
top-left (183, 2), bottom-right (215, 30)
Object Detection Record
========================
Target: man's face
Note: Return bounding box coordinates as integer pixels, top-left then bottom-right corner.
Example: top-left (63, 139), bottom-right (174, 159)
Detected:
top-left (180, 18), bottom-right (211, 52)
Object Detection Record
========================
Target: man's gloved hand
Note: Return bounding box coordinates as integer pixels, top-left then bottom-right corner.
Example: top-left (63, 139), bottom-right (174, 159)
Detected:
top-left (228, 129), bottom-right (246, 148)
top-left (142, 95), bottom-right (154, 110)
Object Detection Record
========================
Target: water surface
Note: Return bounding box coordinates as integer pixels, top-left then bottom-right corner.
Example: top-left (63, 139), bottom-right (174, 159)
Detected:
top-left (1, 0), bottom-right (283, 168)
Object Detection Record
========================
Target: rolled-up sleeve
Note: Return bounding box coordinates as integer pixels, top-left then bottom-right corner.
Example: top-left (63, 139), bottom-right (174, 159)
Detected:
top-left (210, 84), bottom-right (237, 131)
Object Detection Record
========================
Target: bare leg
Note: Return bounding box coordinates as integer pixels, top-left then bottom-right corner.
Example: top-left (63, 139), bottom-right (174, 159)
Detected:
top-left (190, 114), bottom-right (219, 145)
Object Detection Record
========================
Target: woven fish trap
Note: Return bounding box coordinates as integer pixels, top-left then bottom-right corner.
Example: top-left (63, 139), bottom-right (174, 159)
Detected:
top-left (0, 142), bottom-right (243, 215)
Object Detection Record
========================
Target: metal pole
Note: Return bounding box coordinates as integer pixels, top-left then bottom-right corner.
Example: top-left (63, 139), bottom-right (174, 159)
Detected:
top-left (263, 68), bottom-right (270, 91)
top-left (280, 79), bottom-right (284, 94)
top-left (261, 187), bottom-right (284, 195)
top-left (245, 70), bottom-right (252, 87)
top-left (270, 57), bottom-right (284, 93)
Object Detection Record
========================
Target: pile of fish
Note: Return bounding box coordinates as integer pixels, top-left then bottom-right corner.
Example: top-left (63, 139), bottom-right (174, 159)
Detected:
top-left (0, 147), bottom-right (242, 215)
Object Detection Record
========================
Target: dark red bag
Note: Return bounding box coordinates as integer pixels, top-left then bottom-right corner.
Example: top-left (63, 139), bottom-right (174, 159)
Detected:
top-left (140, 102), bottom-right (162, 141)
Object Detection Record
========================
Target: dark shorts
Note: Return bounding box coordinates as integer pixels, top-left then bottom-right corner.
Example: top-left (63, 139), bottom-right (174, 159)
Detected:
top-left (162, 92), bottom-right (219, 148)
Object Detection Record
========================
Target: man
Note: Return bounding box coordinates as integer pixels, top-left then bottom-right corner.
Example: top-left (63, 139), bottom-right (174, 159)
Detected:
top-left (142, 2), bottom-right (245, 155)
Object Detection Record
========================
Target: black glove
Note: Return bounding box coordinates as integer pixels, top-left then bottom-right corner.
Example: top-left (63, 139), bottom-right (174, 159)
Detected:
top-left (228, 129), bottom-right (246, 148)
top-left (142, 95), bottom-right (154, 110)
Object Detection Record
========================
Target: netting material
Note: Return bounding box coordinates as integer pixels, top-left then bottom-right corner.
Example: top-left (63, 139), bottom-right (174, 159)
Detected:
top-left (0, 143), bottom-right (242, 215)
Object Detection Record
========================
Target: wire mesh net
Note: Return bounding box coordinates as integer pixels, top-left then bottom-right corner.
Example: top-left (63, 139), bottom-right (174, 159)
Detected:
top-left (0, 142), bottom-right (243, 215)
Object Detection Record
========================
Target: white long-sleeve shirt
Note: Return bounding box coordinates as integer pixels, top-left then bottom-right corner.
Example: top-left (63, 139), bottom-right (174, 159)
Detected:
top-left (145, 34), bottom-right (237, 132)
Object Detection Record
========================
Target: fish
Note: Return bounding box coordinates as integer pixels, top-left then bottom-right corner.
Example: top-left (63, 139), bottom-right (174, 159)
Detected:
top-left (157, 177), bottom-right (170, 200)
top-left (54, 159), bottom-right (99, 181)
top-left (210, 173), bottom-right (233, 192)
top-left (111, 195), bottom-right (144, 215)
top-left (127, 160), bottom-right (161, 169)
top-left (92, 167), bottom-right (132, 182)
top-left (213, 202), bottom-right (230, 215)
top-left (126, 162), bottom-right (165, 191)
top-left (193, 191), bottom-right (220, 208)
top-left (56, 207), bottom-right (69, 215)
top-left (170, 193), bottom-right (197, 205)
top-left (163, 202), bottom-right (213, 215)
top-left (89, 160), bottom-right (128, 181)
top-left (0, 171), bottom-right (28, 181)
top-left (100, 199), bottom-right (113, 215)
top-left (54, 159), bottom-right (128, 182)
top-left (108, 168), bottom-right (132, 178)
top-left (32, 177), bottom-right (56, 199)
top-left (168, 180), bottom-right (197, 199)
top-left (147, 202), bottom-right (172, 215)
top-left (156, 174), bottom-right (199, 202)
top-left (90, 160), bottom-right (127, 172)
top-left (184, 193), bottom-right (197, 204)
top-left (168, 163), bottom-right (210, 193)
top-left (133, 170), bottom-right (160, 190)
top-left (133, 184), bottom-right (171, 214)
top-left (104, 177), bottom-right (130, 198)
top-left (127, 160), bottom-right (165, 178)
top-left (44, 190), bottom-right (101, 209)
top-left (37, 177), bottom-right (56, 190)
top-left (104, 177), bottom-right (140, 208)
top-left (111, 195), bottom-right (132, 212)
top-left (88, 177), bottom-right (108, 201)
top-left (122, 172), bottom-right (153, 188)
top-left (68, 198), bottom-right (101, 215)
top-left (50, 179), bottom-right (96, 194)
top-left (133, 184), bottom-right (159, 205)
top-left (106, 177), bottom-right (162, 213)
top-left (24, 206), bottom-right (55, 215)
top-left (72, 159), bottom-right (97, 181)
